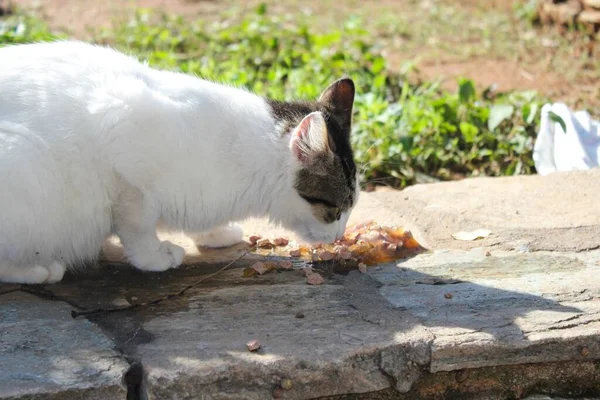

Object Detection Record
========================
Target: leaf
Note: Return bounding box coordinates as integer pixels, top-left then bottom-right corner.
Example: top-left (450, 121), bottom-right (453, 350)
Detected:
top-left (256, 3), bottom-right (267, 15)
top-left (523, 103), bottom-right (538, 125)
top-left (548, 111), bottom-right (567, 134)
top-left (487, 104), bottom-right (514, 131)
top-left (452, 229), bottom-right (491, 241)
top-left (459, 122), bottom-right (479, 143)
top-left (458, 78), bottom-right (476, 103)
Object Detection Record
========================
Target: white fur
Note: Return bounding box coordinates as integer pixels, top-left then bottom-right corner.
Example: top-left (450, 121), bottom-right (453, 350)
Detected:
top-left (0, 41), bottom-right (356, 284)
top-left (192, 223), bottom-right (244, 248)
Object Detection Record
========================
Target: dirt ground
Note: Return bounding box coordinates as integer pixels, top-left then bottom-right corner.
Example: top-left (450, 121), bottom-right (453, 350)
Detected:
top-left (7, 0), bottom-right (600, 110)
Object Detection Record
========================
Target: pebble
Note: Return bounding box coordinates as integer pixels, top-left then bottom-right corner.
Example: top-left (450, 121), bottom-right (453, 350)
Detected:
top-left (246, 339), bottom-right (261, 352)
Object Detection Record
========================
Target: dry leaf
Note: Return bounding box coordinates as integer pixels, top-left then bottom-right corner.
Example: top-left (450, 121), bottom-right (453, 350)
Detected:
top-left (302, 267), bottom-right (314, 277)
top-left (319, 250), bottom-right (334, 261)
top-left (451, 229), bottom-right (491, 241)
top-left (358, 262), bottom-right (368, 274)
top-left (307, 272), bottom-right (324, 285)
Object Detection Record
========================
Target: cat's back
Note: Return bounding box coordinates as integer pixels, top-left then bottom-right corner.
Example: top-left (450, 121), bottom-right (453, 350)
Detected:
top-left (0, 40), bottom-right (143, 76)
top-left (1, 40), bottom-right (147, 108)
top-left (0, 40), bottom-right (157, 134)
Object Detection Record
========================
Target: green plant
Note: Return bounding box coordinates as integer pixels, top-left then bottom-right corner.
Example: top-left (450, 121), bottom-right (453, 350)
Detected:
top-left (0, 5), bottom-right (547, 188)
top-left (513, 0), bottom-right (539, 25)
top-left (0, 14), bottom-right (60, 44)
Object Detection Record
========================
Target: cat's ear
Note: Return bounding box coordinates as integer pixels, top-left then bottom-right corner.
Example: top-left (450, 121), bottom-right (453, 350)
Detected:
top-left (290, 112), bottom-right (331, 164)
top-left (318, 78), bottom-right (355, 131)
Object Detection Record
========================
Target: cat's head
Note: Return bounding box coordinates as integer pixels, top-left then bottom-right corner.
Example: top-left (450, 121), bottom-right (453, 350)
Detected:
top-left (269, 78), bottom-right (359, 244)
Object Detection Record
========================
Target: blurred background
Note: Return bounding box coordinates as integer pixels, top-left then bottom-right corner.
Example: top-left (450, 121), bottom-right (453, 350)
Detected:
top-left (1, 0), bottom-right (598, 189)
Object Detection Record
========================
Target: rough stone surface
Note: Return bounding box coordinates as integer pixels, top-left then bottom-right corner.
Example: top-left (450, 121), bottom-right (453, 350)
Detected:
top-left (369, 248), bottom-right (600, 372)
top-left (0, 292), bottom-right (129, 399)
top-left (368, 169), bottom-right (600, 253)
top-left (2, 170), bottom-right (600, 399)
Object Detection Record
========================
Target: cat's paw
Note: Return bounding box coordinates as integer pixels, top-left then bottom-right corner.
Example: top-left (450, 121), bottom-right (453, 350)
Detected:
top-left (0, 262), bottom-right (66, 284)
top-left (193, 223), bottom-right (244, 248)
top-left (0, 265), bottom-right (49, 284)
top-left (45, 262), bottom-right (67, 283)
top-left (129, 241), bottom-right (185, 272)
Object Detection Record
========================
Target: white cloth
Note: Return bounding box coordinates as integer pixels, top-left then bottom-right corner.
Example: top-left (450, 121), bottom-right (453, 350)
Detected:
top-left (533, 103), bottom-right (600, 176)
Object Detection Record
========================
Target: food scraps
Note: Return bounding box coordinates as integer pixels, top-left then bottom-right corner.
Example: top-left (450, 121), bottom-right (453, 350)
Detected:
top-left (306, 272), bottom-right (324, 285)
top-left (243, 221), bottom-right (423, 277)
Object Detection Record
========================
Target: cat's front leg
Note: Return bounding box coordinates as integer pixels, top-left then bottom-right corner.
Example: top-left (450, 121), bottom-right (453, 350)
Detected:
top-left (189, 222), bottom-right (244, 248)
top-left (113, 188), bottom-right (184, 272)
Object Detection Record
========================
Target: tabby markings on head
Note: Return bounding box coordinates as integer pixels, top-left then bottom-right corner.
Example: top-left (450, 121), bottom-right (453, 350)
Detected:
top-left (267, 78), bottom-right (357, 224)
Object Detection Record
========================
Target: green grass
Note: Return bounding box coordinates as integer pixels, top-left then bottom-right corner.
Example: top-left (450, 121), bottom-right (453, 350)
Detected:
top-left (0, 6), bottom-right (548, 188)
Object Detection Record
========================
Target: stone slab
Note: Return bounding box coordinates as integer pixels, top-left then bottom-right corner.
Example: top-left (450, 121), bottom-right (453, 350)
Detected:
top-left (2, 170), bottom-right (600, 399)
top-left (369, 169), bottom-right (600, 252)
top-left (40, 263), bottom-right (432, 399)
top-left (368, 248), bottom-right (600, 373)
top-left (0, 292), bottom-right (129, 399)
top-left (11, 247), bottom-right (597, 399)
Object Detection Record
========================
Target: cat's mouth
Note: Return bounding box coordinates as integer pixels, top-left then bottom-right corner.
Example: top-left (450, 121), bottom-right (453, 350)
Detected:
top-left (300, 227), bottom-right (337, 246)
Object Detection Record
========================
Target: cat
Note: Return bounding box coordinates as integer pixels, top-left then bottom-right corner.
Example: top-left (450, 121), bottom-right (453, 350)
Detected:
top-left (0, 40), bottom-right (359, 284)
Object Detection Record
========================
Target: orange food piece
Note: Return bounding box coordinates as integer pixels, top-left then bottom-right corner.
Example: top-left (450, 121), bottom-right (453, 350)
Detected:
top-left (335, 221), bottom-right (422, 265)
top-left (249, 235), bottom-right (262, 245)
top-left (251, 262), bottom-right (269, 275)
top-left (319, 250), bottom-right (335, 261)
top-left (307, 272), bottom-right (324, 285)
top-left (256, 238), bottom-right (273, 248)
top-left (273, 237), bottom-right (289, 246)
top-left (289, 248), bottom-right (302, 257)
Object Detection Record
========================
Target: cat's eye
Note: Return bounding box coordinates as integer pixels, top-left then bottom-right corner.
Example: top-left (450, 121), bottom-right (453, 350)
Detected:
top-left (300, 195), bottom-right (337, 209)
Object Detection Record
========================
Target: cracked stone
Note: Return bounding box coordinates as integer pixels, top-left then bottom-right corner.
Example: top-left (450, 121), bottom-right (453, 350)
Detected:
top-left (0, 292), bottom-right (128, 399)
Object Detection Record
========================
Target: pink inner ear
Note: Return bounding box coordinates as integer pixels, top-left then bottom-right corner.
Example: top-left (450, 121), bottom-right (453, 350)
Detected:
top-left (291, 115), bottom-right (313, 163)
top-left (291, 136), bottom-right (307, 163)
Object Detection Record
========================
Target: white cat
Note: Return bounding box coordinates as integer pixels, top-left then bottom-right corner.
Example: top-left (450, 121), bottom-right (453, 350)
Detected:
top-left (0, 40), bottom-right (359, 284)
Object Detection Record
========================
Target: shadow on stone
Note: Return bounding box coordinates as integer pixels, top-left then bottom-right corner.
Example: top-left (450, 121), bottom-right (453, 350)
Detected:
top-left (1, 246), bottom-right (594, 399)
